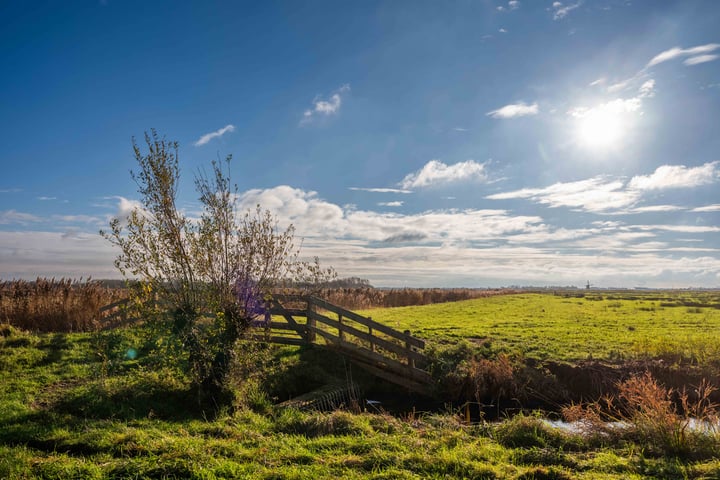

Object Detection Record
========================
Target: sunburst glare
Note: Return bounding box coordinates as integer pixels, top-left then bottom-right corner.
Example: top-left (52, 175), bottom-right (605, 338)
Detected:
top-left (570, 98), bottom-right (640, 151)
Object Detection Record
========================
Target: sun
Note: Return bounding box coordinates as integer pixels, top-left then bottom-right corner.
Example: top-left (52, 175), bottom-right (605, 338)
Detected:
top-left (576, 108), bottom-right (625, 149)
top-left (572, 99), bottom-right (638, 151)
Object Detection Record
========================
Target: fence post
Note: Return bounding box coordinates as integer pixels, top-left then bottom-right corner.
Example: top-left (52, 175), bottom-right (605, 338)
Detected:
top-left (404, 330), bottom-right (415, 368)
top-left (368, 318), bottom-right (375, 352)
top-left (306, 297), bottom-right (316, 343)
top-left (263, 299), bottom-right (271, 341)
top-left (338, 313), bottom-right (344, 342)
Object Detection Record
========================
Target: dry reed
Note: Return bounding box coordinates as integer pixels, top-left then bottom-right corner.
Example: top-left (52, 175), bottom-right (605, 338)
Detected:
top-left (0, 278), bottom-right (125, 332)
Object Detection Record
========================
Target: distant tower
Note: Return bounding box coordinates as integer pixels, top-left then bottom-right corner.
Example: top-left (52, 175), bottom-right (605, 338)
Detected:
top-left (586, 280), bottom-right (592, 290)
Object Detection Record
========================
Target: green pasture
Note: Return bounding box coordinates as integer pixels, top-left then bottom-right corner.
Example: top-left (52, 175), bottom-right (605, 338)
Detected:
top-left (1, 324), bottom-right (719, 479)
top-left (358, 291), bottom-right (720, 364)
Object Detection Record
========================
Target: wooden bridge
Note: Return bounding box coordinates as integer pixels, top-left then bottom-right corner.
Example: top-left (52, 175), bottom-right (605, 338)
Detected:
top-left (100, 295), bottom-right (434, 395)
top-left (252, 295), bottom-right (433, 395)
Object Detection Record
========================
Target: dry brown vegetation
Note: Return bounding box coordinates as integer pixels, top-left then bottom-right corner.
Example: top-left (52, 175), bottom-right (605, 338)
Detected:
top-left (0, 278), bottom-right (125, 332)
top-left (313, 287), bottom-right (519, 310)
top-left (0, 279), bottom-right (516, 333)
top-left (562, 372), bottom-right (719, 458)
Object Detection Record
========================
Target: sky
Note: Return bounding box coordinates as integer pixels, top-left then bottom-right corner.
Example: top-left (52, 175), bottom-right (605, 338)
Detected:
top-left (1, 0), bottom-right (719, 288)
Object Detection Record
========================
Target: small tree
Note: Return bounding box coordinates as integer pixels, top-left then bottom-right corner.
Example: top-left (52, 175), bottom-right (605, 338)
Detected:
top-left (101, 130), bottom-right (334, 408)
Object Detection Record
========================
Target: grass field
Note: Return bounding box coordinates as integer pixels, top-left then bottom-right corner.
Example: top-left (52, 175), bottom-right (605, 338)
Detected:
top-left (358, 291), bottom-right (720, 365)
top-left (2, 290), bottom-right (720, 479)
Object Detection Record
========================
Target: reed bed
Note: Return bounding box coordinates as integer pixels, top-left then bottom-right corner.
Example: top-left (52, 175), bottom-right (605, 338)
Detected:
top-left (0, 278), bottom-right (125, 332)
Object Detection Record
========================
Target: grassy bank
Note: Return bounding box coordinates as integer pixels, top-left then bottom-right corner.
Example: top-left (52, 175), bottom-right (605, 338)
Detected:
top-left (2, 323), bottom-right (720, 479)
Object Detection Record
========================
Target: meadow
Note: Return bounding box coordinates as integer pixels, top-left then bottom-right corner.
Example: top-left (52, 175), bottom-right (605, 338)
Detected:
top-left (358, 291), bottom-right (720, 365)
top-left (1, 287), bottom-right (720, 478)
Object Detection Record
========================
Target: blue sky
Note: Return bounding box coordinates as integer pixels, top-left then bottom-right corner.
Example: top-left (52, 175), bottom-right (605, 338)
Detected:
top-left (1, 0), bottom-right (719, 287)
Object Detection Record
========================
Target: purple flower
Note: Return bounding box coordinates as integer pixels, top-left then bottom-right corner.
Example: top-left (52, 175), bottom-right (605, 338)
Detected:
top-left (233, 275), bottom-right (266, 322)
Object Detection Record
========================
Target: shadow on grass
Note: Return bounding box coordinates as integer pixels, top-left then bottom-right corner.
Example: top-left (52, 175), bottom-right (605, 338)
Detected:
top-left (35, 333), bottom-right (69, 366)
top-left (51, 380), bottom-right (202, 421)
top-left (262, 345), bottom-right (376, 402)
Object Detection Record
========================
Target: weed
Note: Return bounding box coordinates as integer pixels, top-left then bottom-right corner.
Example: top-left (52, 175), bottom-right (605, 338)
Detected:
top-left (562, 372), bottom-right (720, 459)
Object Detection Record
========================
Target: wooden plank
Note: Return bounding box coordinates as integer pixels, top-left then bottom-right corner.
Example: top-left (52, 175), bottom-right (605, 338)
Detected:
top-left (99, 299), bottom-right (128, 312)
top-left (267, 308), bottom-right (306, 317)
top-left (308, 311), bottom-right (427, 364)
top-left (263, 321), bottom-right (304, 331)
top-left (308, 296), bottom-right (425, 348)
top-left (248, 335), bottom-right (306, 346)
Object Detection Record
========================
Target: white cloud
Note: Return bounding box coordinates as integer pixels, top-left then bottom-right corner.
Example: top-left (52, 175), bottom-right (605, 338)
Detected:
top-left (349, 187), bottom-right (412, 194)
top-left (37, 196), bottom-right (57, 201)
top-left (52, 214), bottom-right (104, 224)
top-left (0, 210), bottom-right (42, 225)
top-left (193, 124), bottom-right (236, 147)
top-left (2, 184), bottom-right (718, 287)
top-left (378, 201), bottom-right (404, 207)
top-left (234, 185), bottom-right (542, 246)
top-left (400, 160), bottom-right (488, 189)
top-left (300, 84), bottom-right (350, 125)
top-left (638, 79), bottom-right (655, 98)
top-left (487, 176), bottom-right (640, 213)
top-left (237, 185), bottom-right (346, 238)
top-left (635, 224), bottom-right (720, 234)
top-left (568, 97), bottom-right (642, 119)
top-left (487, 102), bottom-right (539, 119)
top-left (626, 205), bottom-right (684, 214)
top-left (0, 231), bottom-right (120, 280)
top-left (552, 1), bottom-right (581, 20)
top-left (497, 1), bottom-right (520, 11)
top-left (691, 204), bottom-right (720, 212)
top-left (646, 44), bottom-right (720, 68)
top-left (628, 162), bottom-right (719, 191)
top-left (488, 162), bottom-right (719, 214)
top-left (684, 54), bottom-right (719, 66)
top-left (106, 196), bottom-right (147, 226)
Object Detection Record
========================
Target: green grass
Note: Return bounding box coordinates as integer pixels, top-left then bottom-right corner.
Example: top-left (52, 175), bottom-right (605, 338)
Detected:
top-left (357, 291), bottom-right (720, 364)
top-left (2, 313), bottom-right (720, 479)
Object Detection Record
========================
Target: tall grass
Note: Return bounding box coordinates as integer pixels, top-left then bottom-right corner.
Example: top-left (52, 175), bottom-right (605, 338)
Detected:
top-left (0, 278), bottom-right (124, 332)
